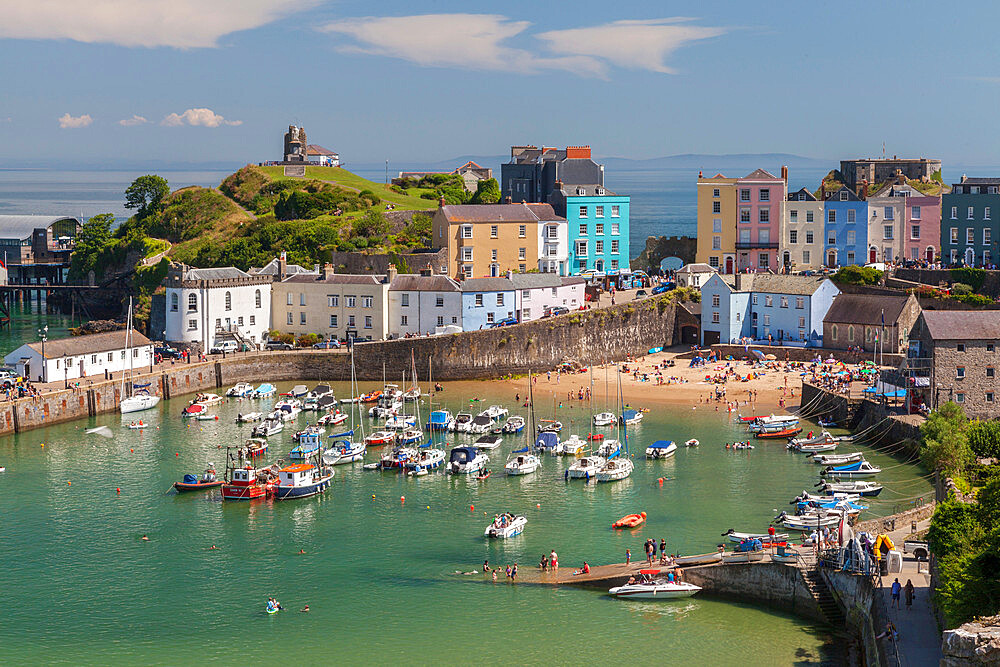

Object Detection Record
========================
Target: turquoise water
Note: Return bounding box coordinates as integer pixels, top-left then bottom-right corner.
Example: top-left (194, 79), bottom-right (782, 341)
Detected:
top-left (0, 381), bottom-right (930, 665)
top-left (0, 301), bottom-right (77, 358)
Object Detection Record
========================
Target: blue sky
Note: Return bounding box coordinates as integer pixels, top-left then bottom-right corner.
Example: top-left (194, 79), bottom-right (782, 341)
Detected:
top-left (0, 1), bottom-right (998, 167)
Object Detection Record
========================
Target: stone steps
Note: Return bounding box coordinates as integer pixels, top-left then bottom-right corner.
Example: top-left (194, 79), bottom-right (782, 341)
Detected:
top-left (801, 568), bottom-right (848, 628)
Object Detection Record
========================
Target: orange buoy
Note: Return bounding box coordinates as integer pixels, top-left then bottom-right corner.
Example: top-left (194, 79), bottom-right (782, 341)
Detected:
top-left (67, 481), bottom-right (71, 485)
top-left (536, 503), bottom-right (540, 508)
top-left (470, 505), bottom-right (474, 512)
top-left (400, 496), bottom-right (405, 503)
top-left (175, 452), bottom-right (179, 456)
top-left (130, 449), bottom-right (133, 453)
top-left (116, 488), bottom-right (121, 494)
top-left (371, 494), bottom-right (375, 499)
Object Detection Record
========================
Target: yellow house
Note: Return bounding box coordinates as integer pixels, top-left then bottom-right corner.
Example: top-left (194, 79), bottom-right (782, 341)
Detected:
top-left (696, 174), bottom-right (738, 274)
top-left (432, 203), bottom-right (564, 279)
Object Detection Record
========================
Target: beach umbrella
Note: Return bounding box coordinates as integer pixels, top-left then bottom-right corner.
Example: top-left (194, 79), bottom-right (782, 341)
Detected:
top-left (764, 354), bottom-right (777, 361)
top-left (751, 350), bottom-right (765, 361)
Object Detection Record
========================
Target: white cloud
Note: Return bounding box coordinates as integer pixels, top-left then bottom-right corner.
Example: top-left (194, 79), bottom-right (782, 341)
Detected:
top-left (537, 18), bottom-right (725, 74)
top-left (320, 14), bottom-right (604, 76)
top-left (118, 115), bottom-right (149, 126)
top-left (161, 108), bottom-right (241, 127)
top-left (58, 113), bottom-right (93, 129)
top-left (319, 14), bottom-right (724, 77)
top-left (0, 0), bottom-right (317, 49)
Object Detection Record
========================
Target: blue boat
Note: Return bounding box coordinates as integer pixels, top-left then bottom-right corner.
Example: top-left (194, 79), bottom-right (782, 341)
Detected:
top-left (427, 410), bottom-right (452, 431)
top-left (290, 432), bottom-right (321, 461)
top-left (822, 460), bottom-right (881, 478)
top-left (796, 499), bottom-right (867, 513)
top-left (535, 431), bottom-right (559, 452)
top-left (253, 383), bottom-right (276, 398)
top-left (271, 462), bottom-right (334, 500)
top-left (620, 409), bottom-right (643, 426)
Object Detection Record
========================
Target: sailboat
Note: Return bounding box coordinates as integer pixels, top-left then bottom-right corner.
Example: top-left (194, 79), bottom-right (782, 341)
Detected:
top-left (323, 345), bottom-right (366, 466)
top-left (404, 352), bottom-right (443, 472)
top-left (596, 368), bottom-right (634, 483)
top-left (593, 363), bottom-right (614, 426)
top-left (120, 298), bottom-right (161, 414)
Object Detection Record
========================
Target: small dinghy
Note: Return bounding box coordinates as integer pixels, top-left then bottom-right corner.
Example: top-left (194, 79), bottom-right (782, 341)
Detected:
top-left (126, 421), bottom-right (149, 430)
top-left (673, 552), bottom-right (723, 566)
top-left (812, 452), bottom-right (863, 466)
top-left (174, 467), bottom-right (223, 492)
top-left (587, 432), bottom-right (605, 441)
top-left (685, 439), bottom-right (699, 447)
top-left (484, 512), bottom-right (526, 539)
top-left (818, 480), bottom-right (883, 497)
top-left (408, 466), bottom-right (429, 477)
top-left (363, 462), bottom-right (381, 470)
top-left (364, 431), bottom-right (395, 446)
top-left (612, 512), bottom-right (646, 529)
top-left (538, 419), bottom-right (562, 433)
top-left (822, 460), bottom-right (881, 478)
top-left (196, 414), bottom-right (219, 421)
top-left (645, 440), bottom-right (676, 459)
top-left (723, 529), bottom-right (789, 543)
top-left (235, 412), bottom-right (263, 423)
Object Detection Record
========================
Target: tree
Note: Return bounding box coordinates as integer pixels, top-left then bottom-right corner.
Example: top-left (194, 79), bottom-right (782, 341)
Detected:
top-left (471, 178), bottom-right (501, 204)
top-left (352, 209), bottom-right (389, 241)
top-left (967, 419), bottom-right (1000, 459)
top-left (69, 213), bottom-right (115, 279)
top-left (832, 265), bottom-right (882, 285)
top-left (125, 175), bottom-right (170, 218)
top-left (920, 401), bottom-right (973, 475)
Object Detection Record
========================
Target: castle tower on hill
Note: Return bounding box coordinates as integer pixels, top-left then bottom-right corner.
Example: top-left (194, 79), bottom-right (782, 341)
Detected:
top-left (283, 125), bottom-right (307, 163)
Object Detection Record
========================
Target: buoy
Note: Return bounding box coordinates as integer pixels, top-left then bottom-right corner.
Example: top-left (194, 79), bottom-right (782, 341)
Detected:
top-left (130, 449), bottom-right (133, 453)
top-left (175, 452), bottom-right (179, 457)
top-left (40, 443), bottom-right (44, 447)
top-left (470, 505), bottom-right (474, 512)
top-left (658, 477), bottom-right (664, 485)
top-left (400, 496), bottom-right (405, 503)
top-left (67, 481), bottom-right (71, 485)
top-left (116, 487), bottom-right (121, 494)
top-left (536, 503), bottom-right (540, 508)
top-left (371, 494), bottom-right (376, 499)
top-left (426, 505), bottom-right (430, 509)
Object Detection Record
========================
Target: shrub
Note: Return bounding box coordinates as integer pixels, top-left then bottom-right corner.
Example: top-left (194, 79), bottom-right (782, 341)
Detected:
top-left (968, 420), bottom-right (1000, 459)
top-left (951, 267), bottom-right (986, 292)
top-left (955, 293), bottom-right (994, 306)
top-left (951, 282), bottom-right (973, 296)
top-left (833, 265), bottom-right (883, 285)
top-left (296, 333), bottom-right (321, 347)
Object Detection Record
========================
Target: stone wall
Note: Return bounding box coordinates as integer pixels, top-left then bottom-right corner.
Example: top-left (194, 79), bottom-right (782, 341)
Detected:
top-left (327, 248), bottom-right (448, 275)
top-left (942, 616), bottom-right (1000, 666)
top-left (709, 344), bottom-right (904, 367)
top-left (682, 562), bottom-right (823, 622)
top-left (822, 570), bottom-right (888, 667)
top-left (633, 235), bottom-right (697, 274)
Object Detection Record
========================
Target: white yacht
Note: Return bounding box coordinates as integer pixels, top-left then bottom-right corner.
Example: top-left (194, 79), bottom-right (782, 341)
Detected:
top-left (593, 412), bottom-right (615, 427)
top-left (484, 513), bottom-right (526, 539)
top-left (555, 434), bottom-right (586, 456)
top-left (596, 457), bottom-right (634, 482)
top-left (566, 455), bottom-right (605, 480)
top-left (504, 450), bottom-right (540, 476)
top-left (448, 446), bottom-right (488, 475)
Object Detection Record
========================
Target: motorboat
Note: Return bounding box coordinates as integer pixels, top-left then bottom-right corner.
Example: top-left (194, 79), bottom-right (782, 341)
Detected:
top-left (290, 385), bottom-right (309, 398)
top-left (316, 395), bottom-right (338, 413)
top-left (243, 438), bottom-right (267, 458)
top-left (192, 393), bottom-right (223, 406)
top-left (380, 384), bottom-right (403, 402)
top-left (364, 431), bottom-right (395, 446)
top-left (427, 410), bottom-right (452, 431)
top-left (723, 529), bottom-right (789, 544)
top-left (271, 462), bottom-right (334, 500)
top-left (555, 434), bottom-right (586, 456)
top-left (723, 550), bottom-right (766, 563)
top-left (196, 414), bottom-right (219, 422)
top-left (406, 446), bottom-right (445, 471)
top-left (289, 432), bottom-right (322, 461)
top-left (818, 418), bottom-right (837, 427)
top-left (235, 411), bottom-right (263, 423)
top-left (478, 405), bottom-right (508, 422)
top-left (501, 415), bottom-right (525, 434)
top-left (449, 412), bottom-right (473, 433)
top-left (221, 462), bottom-right (278, 501)
top-left (673, 552), bottom-right (724, 566)
top-left (504, 449), bottom-right (540, 475)
top-left (323, 438), bottom-right (366, 465)
top-left (317, 410), bottom-right (349, 426)
top-left (252, 383), bottom-right (276, 398)
top-left (379, 447), bottom-right (417, 469)
top-left (645, 440), bottom-right (677, 459)
top-left (596, 439), bottom-right (621, 459)
top-left (396, 428), bottom-right (423, 446)
top-left (620, 409), bottom-right (643, 426)
top-left (182, 403), bottom-right (207, 419)
top-left (595, 457), bottom-right (634, 482)
top-left (789, 431), bottom-right (835, 447)
top-left (226, 382), bottom-right (254, 398)
top-left (777, 513), bottom-right (844, 531)
top-left (612, 512), bottom-right (646, 529)
top-left (121, 394), bottom-right (161, 414)
top-left (685, 439), bottom-right (699, 447)
top-left (473, 434), bottom-right (503, 451)
top-left (273, 399), bottom-right (302, 421)
top-left (566, 455), bottom-right (605, 480)
top-left (385, 414), bottom-right (416, 431)
top-left (448, 446), bottom-right (488, 475)
top-left (822, 460), bottom-right (881, 478)
top-left (534, 431), bottom-right (559, 453)
top-left (753, 426), bottom-right (802, 439)
top-left (359, 390), bottom-right (382, 403)
top-left (746, 414), bottom-right (798, 428)
top-left (173, 466), bottom-right (223, 492)
top-left (402, 386), bottom-right (421, 402)
top-left (593, 412), bottom-right (615, 427)
top-left (794, 442), bottom-right (837, 453)
top-left (293, 425), bottom-right (325, 442)
top-left (369, 399), bottom-right (402, 420)
top-left (538, 419), bottom-right (562, 433)
top-left (728, 441), bottom-right (755, 450)
top-left (304, 384), bottom-right (333, 404)
top-left (609, 577), bottom-right (702, 599)
top-left (484, 512), bottom-right (526, 538)
top-left (251, 418), bottom-right (283, 438)
top-left (812, 452), bottom-right (864, 466)
top-left (819, 480), bottom-right (883, 497)
top-left (795, 497), bottom-right (867, 515)
top-left (468, 414), bottom-right (494, 434)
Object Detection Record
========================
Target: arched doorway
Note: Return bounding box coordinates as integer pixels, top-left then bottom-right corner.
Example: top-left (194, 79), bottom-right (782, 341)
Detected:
top-left (595, 260), bottom-right (604, 272)
top-left (827, 250), bottom-right (836, 268)
top-left (782, 251), bottom-right (791, 268)
top-left (926, 246), bottom-right (934, 263)
top-left (724, 256), bottom-right (734, 274)
top-left (868, 247), bottom-right (877, 264)
top-left (965, 248), bottom-right (975, 266)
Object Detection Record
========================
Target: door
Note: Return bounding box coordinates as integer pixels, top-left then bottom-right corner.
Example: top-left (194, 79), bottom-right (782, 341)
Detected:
top-left (703, 330), bottom-right (721, 346)
top-left (926, 246), bottom-right (934, 263)
top-left (827, 251), bottom-right (837, 268)
top-left (965, 248), bottom-right (975, 266)
top-left (725, 256), bottom-right (734, 274)
top-left (869, 247), bottom-right (877, 264)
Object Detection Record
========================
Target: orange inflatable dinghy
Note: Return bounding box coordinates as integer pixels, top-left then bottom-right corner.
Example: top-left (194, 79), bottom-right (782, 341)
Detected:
top-left (612, 512), bottom-right (646, 529)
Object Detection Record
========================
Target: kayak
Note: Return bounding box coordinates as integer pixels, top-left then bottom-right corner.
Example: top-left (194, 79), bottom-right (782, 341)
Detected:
top-left (612, 512), bottom-right (646, 529)
top-left (127, 423), bottom-right (149, 430)
top-left (648, 347), bottom-right (663, 354)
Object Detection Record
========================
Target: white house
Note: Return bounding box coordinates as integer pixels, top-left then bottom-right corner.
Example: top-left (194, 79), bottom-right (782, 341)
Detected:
top-left (675, 263), bottom-right (718, 289)
top-left (164, 263), bottom-right (272, 351)
top-left (306, 144), bottom-right (340, 167)
top-left (537, 219), bottom-right (568, 275)
top-left (388, 273), bottom-right (462, 337)
top-left (511, 274), bottom-right (585, 321)
top-left (5, 329), bottom-right (153, 383)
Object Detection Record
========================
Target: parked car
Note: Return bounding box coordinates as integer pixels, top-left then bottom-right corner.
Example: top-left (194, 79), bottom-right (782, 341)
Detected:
top-left (312, 340), bottom-right (341, 349)
top-left (0, 370), bottom-right (17, 388)
top-left (209, 340), bottom-right (238, 354)
top-left (491, 317), bottom-right (518, 328)
top-left (903, 540), bottom-right (929, 561)
top-left (633, 289), bottom-right (648, 299)
top-left (548, 306), bottom-right (570, 317)
top-left (265, 340), bottom-right (294, 351)
top-left (154, 345), bottom-right (183, 359)
top-left (651, 283), bottom-right (674, 295)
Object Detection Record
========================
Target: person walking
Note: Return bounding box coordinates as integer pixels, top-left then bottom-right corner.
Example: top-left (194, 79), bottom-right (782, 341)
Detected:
top-left (904, 580), bottom-right (914, 610)
top-left (890, 578), bottom-right (901, 609)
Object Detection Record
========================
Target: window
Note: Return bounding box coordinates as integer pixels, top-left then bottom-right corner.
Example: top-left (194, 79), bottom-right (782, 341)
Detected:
top-left (763, 314), bottom-right (771, 326)
top-left (957, 366), bottom-right (966, 378)
top-left (765, 296), bottom-right (773, 307)
top-left (713, 188), bottom-right (720, 197)
top-left (758, 229), bottom-right (770, 244)
top-left (224, 291), bottom-right (232, 311)
top-left (968, 206), bottom-right (975, 220)
top-left (988, 367), bottom-right (995, 378)
top-left (551, 287), bottom-right (558, 297)
top-left (831, 325), bottom-right (838, 340)
top-left (911, 225), bottom-right (920, 240)
top-left (752, 295), bottom-right (758, 305)
top-left (188, 293), bottom-right (198, 311)
top-left (796, 297), bottom-right (805, 309)
top-left (951, 249), bottom-right (958, 263)
top-left (840, 191), bottom-right (848, 201)
top-left (462, 247), bottom-right (473, 261)
top-left (595, 240), bottom-right (604, 254)
top-left (491, 249), bottom-right (497, 262)
top-left (956, 393), bottom-right (965, 403)
top-left (988, 392), bottom-right (995, 403)
top-left (576, 241), bottom-right (587, 256)
top-left (400, 294), bottom-right (408, 307)
top-left (847, 209), bottom-right (856, 223)
top-left (189, 319), bottom-right (197, 330)
top-left (712, 219), bottom-right (722, 234)
top-left (736, 312), bottom-right (741, 322)
top-left (712, 312), bottom-right (720, 323)
top-left (848, 325), bottom-right (854, 342)
top-left (300, 312), bottom-right (306, 325)
top-left (846, 251), bottom-right (855, 264)
top-left (790, 209), bottom-right (798, 223)
top-left (490, 225), bottom-right (498, 238)
top-left (596, 206), bottom-right (604, 218)
top-left (912, 206), bottom-right (921, 220)
top-left (987, 207), bottom-right (992, 220)
top-left (435, 295), bottom-right (444, 307)
top-left (847, 230), bottom-right (856, 245)
top-left (740, 209), bottom-right (750, 223)
top-left (286, 312), bottom-right (293, 325)
top-left (359, 295), bottom-right (372, 308)
top-left (579, 206), bottom-right (588, 218)
top-left (596, 223), bottom-right (604, 235)
top-left (986, 229), bottom-right (993, 245)
top-left (990, 343), bottom-right (996, 352)
top-left (518, 247), bottom-right (526, 260)
top-left (883, 225), bottom-right (894, 240)
top-left (806, 211), bottom-right (814, 223)
top-left (798, 316), bottom-right (806, 328)
top-left (400, 315), bottom-right (407, 326)
top-left (759, 209), bottom-right (769, 223)
top-left (170, 293), bottom-right (178, 312)
top-left (461, 225), bottom-right (472, 239)
top-left (519, 264), bottom-right (526, 272)
top-left (250, 316), bottom-right (255, 325)
top-left (237, 316), bottom-right (244, 326)
top-left (347, 315), bottom-right (355, 327)
top-left (759, 189), bottom-right (769, 202)
top-left (951, 206), bottom-right (957, 219)
top-left (712, 294), bottom-right (720, 307)
top-left (951, 227), bottom-right (959, 244)
top-left (828, 231), bottom-right (836, 245)
top-left (740, 189), bottom-right (750, 202)
top-left (708, 256), bottom-right (719, 268)
top-left (547, 226), bottom-right (558, 239)
top-left (611, 223), bottom-right (620, 236)
top-left (802, 250), bottom-right (810, 264)
top-left (286, 292), bottom-right (293, 306)
top-left (883, 206), bottom-right (894, 221)
top-left (330, 315), bottom-right (338, 327)
top-left (579, 223), bottom-right (587, 236)
top-left (973, 186), bottom-right (981, 194)
top-left (611, 205), bottom-right (620, 218)
top-left (518, 224), bottom-right (526, 238)
top-left (346, 296), bottom-right (356, 308)
top-left (475, 294), bottom-right (483, 307)
top-left (485, 313), bottom-right (494, 324)
top-left (712, 236), bottom-right (721, 250)
top-left (958, 343), bottom-right (966, 352)
top-left (780, 297), bottom-right (789, 308)
top-left (496, 293), bottom-right (504, 306)
top-left (805, 231), bottom-right (814, 244)
top-left (299, 293), bottom-right (306, 306)
top-left (968, 228), bottom-right (976, 244)
top-left (828, 209), bottom-right (836, 223)
top-left (107, 352), bottom-right (113, 362)
top-left (739, 229), bottom-right (751, 243)
top-left (364, 316), bottom-right (372, 329)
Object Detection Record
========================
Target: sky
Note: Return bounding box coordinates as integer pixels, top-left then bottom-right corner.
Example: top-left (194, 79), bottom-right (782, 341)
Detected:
top-left (1, 1), bottom-right (999, 168)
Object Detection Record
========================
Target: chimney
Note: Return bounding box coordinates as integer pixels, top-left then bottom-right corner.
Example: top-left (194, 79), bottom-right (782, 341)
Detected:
top-left (438, 196), bottom-right (446, 208)
top-left (278, 251), bottom-right (287, 280)
top-left (698, 170), bottom-right (703, 178)
top-left (781, 165), bottom-right (788, 183)
top-left (860, 180), bottom-right (869, 199)
top-left (320, 263), bottom-right (333, 279)
top-left (565, 145), bottom-right (591, 159)
top-left (420, 263), bottom-right (433, 277)
top-left (386, 263), bottom-right (397, 285)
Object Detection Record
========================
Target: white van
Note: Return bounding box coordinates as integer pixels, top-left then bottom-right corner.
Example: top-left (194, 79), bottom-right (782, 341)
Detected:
top-left (209, 340), bottom-right (238, 354)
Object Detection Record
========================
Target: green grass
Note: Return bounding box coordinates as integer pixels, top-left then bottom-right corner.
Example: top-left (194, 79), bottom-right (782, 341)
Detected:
top-left (259, 166), bottom-right (438, 211)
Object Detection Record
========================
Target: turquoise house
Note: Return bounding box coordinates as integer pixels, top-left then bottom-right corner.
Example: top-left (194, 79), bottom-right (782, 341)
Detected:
top-left (549, 185), bottom-right (630, 274)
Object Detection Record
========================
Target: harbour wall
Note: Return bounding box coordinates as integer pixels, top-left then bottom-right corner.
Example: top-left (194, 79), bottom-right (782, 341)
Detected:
top-left (821, 570), bottom-right (889, 667)
top-left (0, 298), bottom-right (683, 435)
top-left (681, 562), bottom-right (825, 623)
top-left (709, 344), bottom-right (904, 367)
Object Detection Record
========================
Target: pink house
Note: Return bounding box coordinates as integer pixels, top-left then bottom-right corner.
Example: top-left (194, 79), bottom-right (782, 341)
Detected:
top-left (905, 194), bottom-right (940, 263)
top-left (735, 168), bottom-right (786, 271)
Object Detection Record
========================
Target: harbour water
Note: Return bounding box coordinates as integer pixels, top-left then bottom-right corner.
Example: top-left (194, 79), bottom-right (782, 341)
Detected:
top-left (0, 381), bottom-right (930, 664)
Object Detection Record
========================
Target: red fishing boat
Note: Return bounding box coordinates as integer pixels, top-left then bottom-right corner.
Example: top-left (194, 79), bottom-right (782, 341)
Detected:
top-left (221, 449), bottom-right (278, 501)
top-left (753, 426), bottom-right (803, 439)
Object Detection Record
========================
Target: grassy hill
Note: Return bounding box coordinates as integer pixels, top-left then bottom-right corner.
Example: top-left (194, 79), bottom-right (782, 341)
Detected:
top-left (259, 165), bottom-right (439, 211)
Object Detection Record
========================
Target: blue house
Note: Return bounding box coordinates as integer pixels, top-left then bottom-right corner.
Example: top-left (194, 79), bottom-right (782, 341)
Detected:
top-left (549, 184), bottom-right (630, 274)
top-left (700, 274), bottom-right (840, 346)
top-left (460, 278), bottom-right (516, 330)
top-left (822, 185), bottom-right (868, 268)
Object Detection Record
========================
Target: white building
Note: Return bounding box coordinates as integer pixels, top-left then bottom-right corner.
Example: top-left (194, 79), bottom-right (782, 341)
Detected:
top-left (674, 263), bottom-right (718, 289)
top-left (388, 273), bottom-right (462, 337)
top-left (510, 274), bottom-right (585, 321)
top-left (164, 263), bottom-right (272, 351)
top-left (537, 219), bottom-right (568, 274)
top-left (4, 329), bottom-right (153, 383)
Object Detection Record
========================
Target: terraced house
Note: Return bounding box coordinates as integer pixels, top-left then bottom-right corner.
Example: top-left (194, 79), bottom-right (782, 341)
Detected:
top-left (941, 176), bottom-right (1000, 266)
top-left (272, 264), bottom-right (390, 342)
top-left (780, 188), bottom-right (823, 271)
top-left (822, 185), bottom-right (867, 268)
top-left (695, 172), bottom-right (738, 273)
top-left (867, 183), bottom-right (940, 264)
top-left (735, 169), bottom-right (785, 272)
top-left (548, 183), bottom-right (630, 274)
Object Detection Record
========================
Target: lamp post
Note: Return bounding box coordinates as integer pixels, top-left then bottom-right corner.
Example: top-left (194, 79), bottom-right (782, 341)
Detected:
top-left (63, 353), bottom-right (68, 389)
top-left (37, 326), bottom-right (48, 383)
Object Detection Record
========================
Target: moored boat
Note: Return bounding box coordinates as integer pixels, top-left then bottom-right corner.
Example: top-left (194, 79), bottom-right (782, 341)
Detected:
top-left (449, 412), bottom-right (473, 433)
top-left (722, 550), bottom-right (766, 564)
top-left (753, 426), bottom-right (802, 439)
top-left (595, 457), bottom-right (633, 482)
top-left (645, 440), bottom-right (677, 459)
top-left (192, 392), bottom-right (223, 406)
top-left (673, 552), bottom-right (724, 566)
top-left (620, 409), bottom-right (643, 426)
top-left (685, 439), bottom-right (699, 447)
top-left (534, 431), bottom-right (559, 453)
top-left (235, 411), bottom-right (263, 423)
top-left (317, 410), bottom-right (348, 426)
top-left (322, 437), bottom-right (366, 465)
top-left (221, 455), bottom-right (278, 501)
top-left (406, 446), bottom-right (445, 471)
top-left (593, 412), bottom-right (615, 427)
top-left (812, 452), bottom-right (864, 466)
top-left (173, 466), bottom-right (223, 492)
top-left (226, 382), bottom-right (254, 398)
top-left (473, 434), bottom-right (503, 451)
top-left (468, 414), bottom-right (493, 434)
top-left (555, 434), bottom-right (586, 456)
top-left (500, 415), bottom-right (525, 434)
top-left (596, 439), bottom-right (621, 459)
top-left (251, 417), bottom-right (283, 438)
top-left (427, 410), bottom-right (452, 431)
top-left (609, 576), bottom-right (702, 599)
top-left (538, 419), bottom-right (562, 433)
top-left (484, 512), bottom-right (526, 538)
top-left (244, 438), bottom-right (268, 458)
top-left (448, 445), bottom-right (488, 475)
top-left (818, 480), bottom-right (883, 496)
top-left (270, 462), bottom-right (334, 500)
top-left (252, 383), bottom-right (276, 398)
top-left (612, 512), bottom-right (646, 529)
top-left (290, 385), bottom-right (308, 398)
top-left (504, 448), bottom-right (540, 475)
top-left (364, 430), bottom-right (395, 446)
top-left (822, 460), bottom-right (881, 478)
top-left (289, 432), bottom-right (321, 461)
top-left (723, 529), bottom-right (789, 543)
top-left (566, 455), bottom-right (605, 480)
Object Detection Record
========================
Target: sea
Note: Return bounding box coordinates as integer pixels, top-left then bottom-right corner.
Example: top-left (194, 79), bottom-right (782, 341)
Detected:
top-left (0, 380), bottom-right (931, 664)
